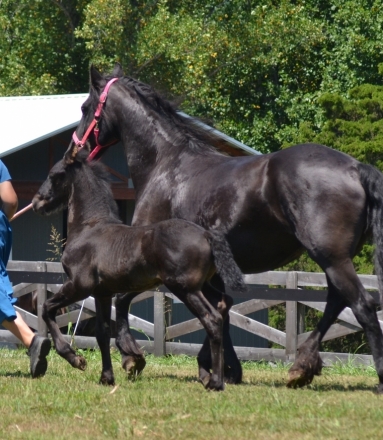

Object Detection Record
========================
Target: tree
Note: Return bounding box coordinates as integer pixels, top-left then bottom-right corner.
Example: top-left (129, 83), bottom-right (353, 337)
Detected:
top-left (75, 0), bottom-right (383, 153)
top-left (3, 1), bottom-right (383, 156)
top-left (0, 0), bottom-right (88, 96)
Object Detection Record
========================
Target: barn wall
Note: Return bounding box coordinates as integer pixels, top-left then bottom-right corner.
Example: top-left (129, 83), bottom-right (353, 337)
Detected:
top-left (3, 135), bottom-right (68, 261)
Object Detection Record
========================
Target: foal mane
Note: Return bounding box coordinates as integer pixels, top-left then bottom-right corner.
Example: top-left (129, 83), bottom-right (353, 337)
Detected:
top-left (100, 73), bottom-right (225, 157)
top-left (74, 149), bottom-right (121, 222)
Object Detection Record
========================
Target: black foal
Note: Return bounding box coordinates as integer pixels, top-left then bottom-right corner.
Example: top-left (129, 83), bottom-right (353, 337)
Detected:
top-left (32, 145), bottom-right (245, 390)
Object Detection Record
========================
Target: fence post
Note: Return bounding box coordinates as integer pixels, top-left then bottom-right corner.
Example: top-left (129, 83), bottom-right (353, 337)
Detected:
top-left (154, 291), bottom-right (166, 356)
top-left (36, 262), bottom-right (48, 337)
top-left (285, 271), bottom-right (299, 362)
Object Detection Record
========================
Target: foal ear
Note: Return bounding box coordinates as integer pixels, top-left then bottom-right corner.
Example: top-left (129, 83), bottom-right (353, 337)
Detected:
top-left (90, 64), bottom-right (104, 90)
top-left (111, 62), bottom-right (124, 78)
top-left (64, 142), bottom-right (78, 164)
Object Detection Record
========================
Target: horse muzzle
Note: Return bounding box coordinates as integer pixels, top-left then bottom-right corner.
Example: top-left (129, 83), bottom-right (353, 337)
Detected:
top-left (32, 194), bottom-right (48, 215)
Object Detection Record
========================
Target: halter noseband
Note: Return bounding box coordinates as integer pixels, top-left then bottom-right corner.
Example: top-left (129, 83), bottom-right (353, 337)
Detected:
top-left (72, 77), bottom-right (119, 161)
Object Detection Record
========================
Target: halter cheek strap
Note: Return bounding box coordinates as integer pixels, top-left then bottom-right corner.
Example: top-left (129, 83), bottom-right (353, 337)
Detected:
top-left (72, 77), bottom-right (119, 161)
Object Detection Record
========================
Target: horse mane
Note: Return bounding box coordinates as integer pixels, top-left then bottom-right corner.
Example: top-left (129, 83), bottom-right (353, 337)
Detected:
top-left (100, 73), bottom-right (225, 157)
top-left (75, 148), bottom-right (121, 222)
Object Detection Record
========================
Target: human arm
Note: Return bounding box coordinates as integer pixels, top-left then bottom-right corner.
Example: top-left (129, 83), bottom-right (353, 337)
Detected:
top-left (0, 180), bottom-right (18, 220)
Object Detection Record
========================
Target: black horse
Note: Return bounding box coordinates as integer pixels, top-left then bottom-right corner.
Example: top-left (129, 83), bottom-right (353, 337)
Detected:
top-left (32, 145), bottom-right (245, 390)
top-left (71, 63), bottom-right (383, 393)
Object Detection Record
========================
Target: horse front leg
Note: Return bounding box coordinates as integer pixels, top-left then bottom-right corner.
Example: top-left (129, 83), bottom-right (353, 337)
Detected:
top-left (95, 297), bottom-right (114, 385)
top-left (42, 280), bottom-right (87, 370)
top-left (115, 292), bottom-right (146, 379)
top-left (200, 279), bottom-right (241, 385)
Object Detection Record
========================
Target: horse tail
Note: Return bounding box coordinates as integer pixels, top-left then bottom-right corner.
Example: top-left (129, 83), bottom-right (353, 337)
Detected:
top-left (358, 162), bottom-right (383, 305)
top-left (205, 229), bottom-right (246, 292)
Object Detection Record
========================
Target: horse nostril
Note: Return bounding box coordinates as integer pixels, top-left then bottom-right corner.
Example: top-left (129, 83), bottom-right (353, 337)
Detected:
top-left (32, 195), bottom-right (45, 213)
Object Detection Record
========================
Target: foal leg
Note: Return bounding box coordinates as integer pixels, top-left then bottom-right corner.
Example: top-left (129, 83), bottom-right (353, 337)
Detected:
top-left (175, 288), bottom-right (225, 391)
top-left (114, 292), bottom-right (146, 379)
top-left (42, 280), bottom-right (87, 370)
top-left (200, 278), bottom-right (241, 384)
top-left (95, 297), bottom-right (115, 385)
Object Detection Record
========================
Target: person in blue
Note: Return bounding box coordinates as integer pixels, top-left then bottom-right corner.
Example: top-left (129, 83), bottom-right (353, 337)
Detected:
top-left (0, 159), bottom-right (50, 377)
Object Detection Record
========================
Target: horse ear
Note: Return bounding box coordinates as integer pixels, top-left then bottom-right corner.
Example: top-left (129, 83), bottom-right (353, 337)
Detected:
top-left (64, 142), bottom-right (78, 164)
top-left (90, 64), bottom-right (104, 89)
top-left (111, 62), bottom-right (124, 78)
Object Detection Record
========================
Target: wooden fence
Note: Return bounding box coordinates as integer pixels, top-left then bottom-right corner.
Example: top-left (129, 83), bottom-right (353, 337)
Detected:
top-left (0, 260), bottom-right (380, 367)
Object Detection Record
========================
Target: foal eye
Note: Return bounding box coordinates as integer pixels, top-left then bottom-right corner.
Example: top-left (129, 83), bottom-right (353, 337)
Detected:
top-left (51, 172), bottom-right (66, 186)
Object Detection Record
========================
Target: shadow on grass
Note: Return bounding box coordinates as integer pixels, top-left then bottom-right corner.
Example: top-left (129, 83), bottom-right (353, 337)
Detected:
top-left (152, 373), bottom-right (200, 384)
top-left (0, 370), bottom-right (31, 378)
top-left (135, 373), bottom-right (379, 394)
top-left (307, 382), bottom-right (378, 393)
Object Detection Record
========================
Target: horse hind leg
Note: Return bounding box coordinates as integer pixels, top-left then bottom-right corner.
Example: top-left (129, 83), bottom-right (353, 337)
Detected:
top-left (114, 292), bottom-right (146, 379)
top-left (331, 264), bottom-right (383, 393)
top-left (352, 296), bottom-right (383, 394)
top-left (287, 279), bottom-right (346, 388)
top-left (288, 261), bottom-right (383, 392)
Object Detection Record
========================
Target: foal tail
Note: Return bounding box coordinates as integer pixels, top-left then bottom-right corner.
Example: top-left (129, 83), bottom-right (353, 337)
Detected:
top-left (358, 163), bottom-right (383, 305)
top-left (205, 230), bottom-right (246, 292)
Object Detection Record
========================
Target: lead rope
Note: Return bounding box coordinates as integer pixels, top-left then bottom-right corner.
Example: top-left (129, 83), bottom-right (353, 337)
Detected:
top-left (70, 299), bottom-right (86, 346)
top-left (10, 203), bottom-right (33, 221)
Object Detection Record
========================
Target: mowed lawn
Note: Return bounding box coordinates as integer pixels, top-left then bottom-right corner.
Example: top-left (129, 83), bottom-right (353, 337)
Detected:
top-left (0, 348), bottom-right (382, 440)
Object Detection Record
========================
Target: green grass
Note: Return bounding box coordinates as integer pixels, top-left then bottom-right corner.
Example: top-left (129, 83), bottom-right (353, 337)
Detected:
top-left (0, 348), bottom-right (382, 439)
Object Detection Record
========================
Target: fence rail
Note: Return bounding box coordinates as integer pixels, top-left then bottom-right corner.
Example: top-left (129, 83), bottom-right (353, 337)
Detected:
top-left (1, 261), bottom-right (379, 367)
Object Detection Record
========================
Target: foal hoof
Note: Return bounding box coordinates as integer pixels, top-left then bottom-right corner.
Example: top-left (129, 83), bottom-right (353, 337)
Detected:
top-left (73, 355), bottom-right (87, 371)
top-left (122, 356), bottom-right (146, 379)
top-left (287, 368), bottom-right (313, 389)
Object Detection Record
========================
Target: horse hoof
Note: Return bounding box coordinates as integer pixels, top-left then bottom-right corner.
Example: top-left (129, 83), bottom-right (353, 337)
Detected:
top-left (73, 356), bottom-right (87, 371)
top-left (224, 365), bottom-right (242, 384)
top-left (206, 378), bottom-right (225, 392)
top-left (100, 376), bottom-right (115, 386)
top-left (287, 369), bottom-right (313, 388)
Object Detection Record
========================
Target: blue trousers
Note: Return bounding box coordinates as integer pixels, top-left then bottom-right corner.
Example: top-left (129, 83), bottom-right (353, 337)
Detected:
top-left (0, 211), bottom-right (16, 324)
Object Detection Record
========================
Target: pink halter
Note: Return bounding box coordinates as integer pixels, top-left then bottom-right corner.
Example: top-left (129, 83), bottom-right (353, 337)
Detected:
top-left (72, 78), bottom-right (119, 161)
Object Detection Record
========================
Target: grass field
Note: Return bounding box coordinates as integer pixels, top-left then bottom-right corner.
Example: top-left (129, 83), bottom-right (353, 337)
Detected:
top-left (0, 347), bottom-right (382, 439)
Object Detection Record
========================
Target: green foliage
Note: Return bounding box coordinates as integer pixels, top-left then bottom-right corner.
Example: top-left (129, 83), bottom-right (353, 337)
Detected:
top-left (3, 0), bottom-right (383, 156)
top-left (135, 0), bottom-right (326, 152)
top-left (0, 0), bottom-right (89, 95)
